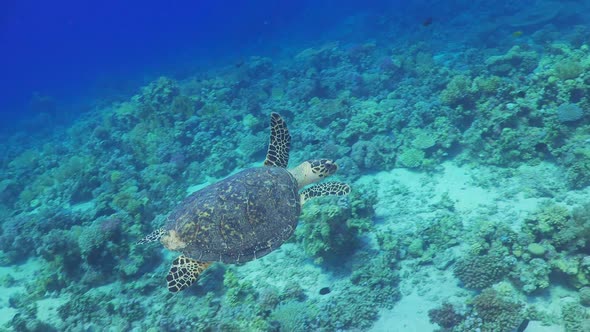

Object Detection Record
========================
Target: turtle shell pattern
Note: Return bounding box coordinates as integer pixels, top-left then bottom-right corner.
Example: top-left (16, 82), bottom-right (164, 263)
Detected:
top-left (165, 166), bottom-right (300, 264)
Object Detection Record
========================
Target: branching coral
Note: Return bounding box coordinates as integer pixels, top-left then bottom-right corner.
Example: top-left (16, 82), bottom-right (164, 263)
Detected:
top-left (471, 288), bottom-right (525, 332)
top-left (454, 247), bottom-right (512, 289)
top-left (269, 300), bottom-right (311, 332)
top-left (396, 148), bottom-right (425, 168)
top-left (428, 302), bottom-right (464, 329)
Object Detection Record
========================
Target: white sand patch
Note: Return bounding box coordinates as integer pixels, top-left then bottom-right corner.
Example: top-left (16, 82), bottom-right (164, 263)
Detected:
top-left (239, 243), bottom-right (332, 300)
top-left (357, 160), bottom-right (575, 330)
top-left (37, 297), bottom-right (68, 326)
top-left (0, 258), bottom-right (45, 326)
top-left (0, 288), bottom-right (21, 326)
top-left (356, 168), bottom-right (434, 224)
top-left (371, 263), bottom-right (468, 332)
top-left (526, 320), bottom-right (565, 332)
top-left (371, 293), bottom-right (438, 332)
top-left (70, 200), bottom-right (95, 213)
top-left (433, 162), bottom-right (493, 212)
top-left (362, 161), bottom-right (548, 232)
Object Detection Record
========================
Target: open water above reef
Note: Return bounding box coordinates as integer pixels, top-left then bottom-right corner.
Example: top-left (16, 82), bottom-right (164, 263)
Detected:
top-left (2, 1), bottom-right (590, 331)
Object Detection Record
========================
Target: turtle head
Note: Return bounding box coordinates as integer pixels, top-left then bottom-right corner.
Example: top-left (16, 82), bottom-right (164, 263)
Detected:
top-left (161, 230), bottom-right (187, 251)
top-left (289, 159), bottom-right (338, 189)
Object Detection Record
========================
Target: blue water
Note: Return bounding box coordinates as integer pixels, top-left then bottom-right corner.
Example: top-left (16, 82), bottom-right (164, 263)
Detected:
top-left (1, 0), bottom-right (401, 130)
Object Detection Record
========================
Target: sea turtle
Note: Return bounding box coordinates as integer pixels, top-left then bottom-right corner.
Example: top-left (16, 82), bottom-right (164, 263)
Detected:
top-left (138, 113), bottom-right (351, 292)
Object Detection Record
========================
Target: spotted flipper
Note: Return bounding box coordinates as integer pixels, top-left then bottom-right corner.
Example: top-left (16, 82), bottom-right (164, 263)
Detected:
top-left (137, 228), bottom-right (165, 245)
top-left (264, 112), bottom-right (291, 168)
top-left (300, 182), bottom-right (351, 205)
top-left (166, 255), bottom-right (211, 293)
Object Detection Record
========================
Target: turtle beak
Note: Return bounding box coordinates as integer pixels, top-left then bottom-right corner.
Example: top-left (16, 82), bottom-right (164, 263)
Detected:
top-left (322, 159), bottom-right (338, 175)
top-left (312, 159), bottom-right (338, 177)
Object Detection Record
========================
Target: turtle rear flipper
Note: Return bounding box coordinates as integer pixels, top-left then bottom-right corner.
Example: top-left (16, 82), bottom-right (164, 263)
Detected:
top-left (167, 255), bottom-right (211, 292)
top-left (300, 182), bottom-right (351, 205)
top-left (264, 112), bottom-right (291, 168)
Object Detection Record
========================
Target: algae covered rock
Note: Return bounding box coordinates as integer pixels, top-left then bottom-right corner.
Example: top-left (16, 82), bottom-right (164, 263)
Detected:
top-left (485, 46), bottom-right (539, 76)
top-left (440, 74), bottom-right (476, 107)
top-left (527, 243), bottom-right (546, 257)
top-left (554, 59), bottom-right (584, 80)
top-left (556, 103), bottom-right (585, 123)
top-left (579, 287), bottom-right (590, 306)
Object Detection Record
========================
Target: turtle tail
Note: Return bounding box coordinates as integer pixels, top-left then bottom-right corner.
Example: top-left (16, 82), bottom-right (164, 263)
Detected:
top-left (166, 255), bottom-right (211, 292)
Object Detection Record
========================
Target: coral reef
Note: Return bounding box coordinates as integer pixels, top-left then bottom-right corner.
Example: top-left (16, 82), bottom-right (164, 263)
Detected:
top-left (2, 5), bottom-right (590, 330)
top-left (296, 183), bottom-right (376, 264)
top-left (454, 245), bottom-right (513, 290)
top-left (557, 103), bottom-right (585, 123)
top-left (470, 288), bottom-right (525, 332)
top-left (428, 302), bottom-right (464, 329)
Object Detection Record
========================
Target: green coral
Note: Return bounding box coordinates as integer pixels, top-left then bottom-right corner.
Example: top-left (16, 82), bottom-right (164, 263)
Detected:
top-left (519, 202), bottom-right (590, 289)
top-left (565, 155), bottom-right (590, 189)
top-left (471, 288), bottom-right (525, 332)
top-left (135, 76), bottom-right (180, 115)
top-left (561, 301), bottom-right (590, 332)
top-left (109, 170), bottom-right (123, 183)
top-left (407, 238), bottom-right (425, 257)
top-left (223, 270), bottom-right (257, 307)
top-left (296, 183), bottom-right (375, 263)
top-left (396, 148), bottom-right (425, 168)
top-left (513, 258), bottom-right (551, 293)
top-left (315, 254), bottom-right (400, 330)
top-left (473, 75), bottom-right (504, 94)
top-left (541, 203), bottom-right (590, 251)
top-left (349, 253), bottom-right (400, 308)
top-left (485, 45), bottom-right (539, 76)
top-left (524, 202), bottom-right (570, 237)
top-left (110, 185), bottom-right (149, 220)
top-left (269, 301), bottom-right (312, 332)
top-left (527, 243), bottom-right (546, 256)
top-left (170, 94), bottom-right (196, 119)
top-left (579, 287), bottom-right (590, 306)
top-left (440, 74), bottom-right (476, 107)
top-left (411, 129), bottom-right (437, 150)
top-left (454, 246), bottom-right (512, 289)
top-left (338, 99), bottom-right (398, 143)
top-left (554, 58), bottom-right (584, 80)
top-left (297, 202), bottom-right (354, 263)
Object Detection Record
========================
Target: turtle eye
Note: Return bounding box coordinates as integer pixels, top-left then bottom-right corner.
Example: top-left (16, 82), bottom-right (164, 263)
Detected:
top-left (324, 161), bottom-right (338, 174)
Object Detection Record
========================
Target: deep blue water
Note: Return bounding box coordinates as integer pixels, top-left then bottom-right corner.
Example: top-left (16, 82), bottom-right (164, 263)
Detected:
top-left (1, 0), bottom-right (410, 133)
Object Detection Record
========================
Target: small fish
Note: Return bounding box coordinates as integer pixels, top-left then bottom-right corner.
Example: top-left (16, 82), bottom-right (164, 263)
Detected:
top-left (512, 30), bottom-right (523, 38)
top-left (422, 17), bottom-right (433, 27)
top-left (319, 287), bottom-right (331, 295)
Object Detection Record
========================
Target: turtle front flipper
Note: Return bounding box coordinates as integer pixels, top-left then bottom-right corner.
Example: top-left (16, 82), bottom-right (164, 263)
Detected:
top-left (264, 112), bottom-right (291, 168)
top-left (167, 255), bottom-right (211, 292)
top-left (300, 182), bottom-right (351, 205)
top-left (137, 228), bottom-right (165, 245)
